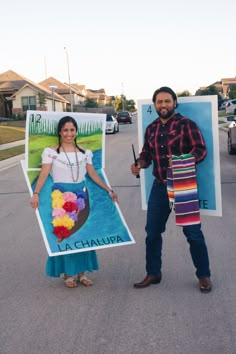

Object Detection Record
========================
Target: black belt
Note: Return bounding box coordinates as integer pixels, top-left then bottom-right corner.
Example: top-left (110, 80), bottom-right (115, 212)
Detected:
top-left (155, 178), bottom-right (167, 185)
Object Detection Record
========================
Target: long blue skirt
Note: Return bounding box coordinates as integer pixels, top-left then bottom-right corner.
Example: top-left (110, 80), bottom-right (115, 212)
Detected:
top-left (46, 250), bottom-right (99, 277)
top-left (45, 181), bottom-right (99, 277)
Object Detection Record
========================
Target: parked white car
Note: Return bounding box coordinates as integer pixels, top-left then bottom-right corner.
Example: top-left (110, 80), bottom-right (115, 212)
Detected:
top-left (227, 116), bottom-right (236, 154)
top-left (105, 114), bottom-right (119, 134)
top-left (226, 99), bottom-right (236, 115)
top-left (218, 99), bottom-right (229, 110)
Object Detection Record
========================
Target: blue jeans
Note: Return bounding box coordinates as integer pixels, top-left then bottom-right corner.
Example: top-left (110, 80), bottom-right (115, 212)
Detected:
top-left (145, 180), bottom-right (211, 279)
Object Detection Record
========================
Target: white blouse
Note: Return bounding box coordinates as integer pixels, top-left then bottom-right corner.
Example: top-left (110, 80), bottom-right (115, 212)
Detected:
top-left (42, 147), bottom-right (93, 183)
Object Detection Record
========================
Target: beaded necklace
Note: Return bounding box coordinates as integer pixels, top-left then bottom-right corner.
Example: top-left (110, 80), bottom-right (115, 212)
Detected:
top-left (61, 145), bottom-right (80, 182)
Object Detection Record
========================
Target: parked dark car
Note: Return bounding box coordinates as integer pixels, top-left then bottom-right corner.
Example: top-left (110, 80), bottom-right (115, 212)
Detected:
top-left (116, 111), bottom-right (132, 124)
top-left (227, 116), bottom-right (236, 154)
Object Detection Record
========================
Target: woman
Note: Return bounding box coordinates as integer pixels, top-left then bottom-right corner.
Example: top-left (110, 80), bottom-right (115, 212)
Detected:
top-left (30, 116), bottom-right (118, 288)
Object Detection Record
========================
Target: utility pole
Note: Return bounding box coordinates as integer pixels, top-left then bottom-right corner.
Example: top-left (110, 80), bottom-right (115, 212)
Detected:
top-left (122, 82), bottom-right (124, 111)
top-left (64, 47), bottom-right (73, 112)
top-left (44, 56), bottom-right (47, 79)
top-left (49, 85), bottom-right (57, 111)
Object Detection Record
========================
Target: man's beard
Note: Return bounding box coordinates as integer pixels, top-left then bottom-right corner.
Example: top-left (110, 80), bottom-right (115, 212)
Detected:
top-left (157, 108), bottom-right (175, 120)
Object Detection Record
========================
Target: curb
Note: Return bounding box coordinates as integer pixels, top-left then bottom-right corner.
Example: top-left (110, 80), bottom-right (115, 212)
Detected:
top-left (0, 140), bottom-right (25, 151)
top-left (0, 154), bottom-right (25, 171)
top-left (219, 126), bottom-right (228, 132)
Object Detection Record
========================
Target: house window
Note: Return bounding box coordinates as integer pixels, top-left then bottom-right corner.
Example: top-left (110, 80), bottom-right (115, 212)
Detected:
top-left (22, 96), bottom-right (36, 111)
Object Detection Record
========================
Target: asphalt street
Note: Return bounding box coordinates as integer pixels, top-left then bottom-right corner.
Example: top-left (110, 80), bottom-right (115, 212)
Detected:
top-left (0, 117), bottom-right (236, 354)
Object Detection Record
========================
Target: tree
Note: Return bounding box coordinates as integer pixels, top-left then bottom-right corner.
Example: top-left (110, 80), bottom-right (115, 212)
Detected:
top-left (228, 85), bottom-right (236, 99)
top-left (114, 95), bottom-right (136, 112)
top-left (126, 99), bottom-right (136, 112)
top-left (38, 92), bottom-right (46, 106)
top-left (195, 85), bottom-right (221, 100)
top-left (177, 90), bottom-right (191, 97)
top-left (114, 96), bottom-right (123, 111)
top-left (105, 96), bottom-right (115, 107)
top-left (84, 98), bottom-right (98, 108)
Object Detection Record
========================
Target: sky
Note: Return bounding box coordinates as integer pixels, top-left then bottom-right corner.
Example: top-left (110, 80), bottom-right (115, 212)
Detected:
top-left (1, 0), bottom-right (236, 102)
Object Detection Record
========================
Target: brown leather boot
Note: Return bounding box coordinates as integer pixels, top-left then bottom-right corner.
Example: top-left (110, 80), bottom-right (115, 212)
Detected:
top-left (133, 273), bottom-right (162, 289)
top-left (199, 277), bottom-right (212, 293)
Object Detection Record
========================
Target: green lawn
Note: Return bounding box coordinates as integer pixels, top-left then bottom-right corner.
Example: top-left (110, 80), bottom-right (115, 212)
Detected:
top-left (0, 120), bottom-right (26, 128)
top-left (218, 111), bottom-right (226, 118)
top-left (0, 126), bottom-right (25, 144)
top-left (0, 146), bottom-right (25, 161)
top-left (28, 133), bottom-right (102, 168)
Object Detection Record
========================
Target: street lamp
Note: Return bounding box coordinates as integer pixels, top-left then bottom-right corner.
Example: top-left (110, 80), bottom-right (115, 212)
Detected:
top-left (49, 85), bottom-right (57, 111)
top-left (64, 47), bottom-right (73, 112)
top-left (121, 82), bottom-right (125, 111)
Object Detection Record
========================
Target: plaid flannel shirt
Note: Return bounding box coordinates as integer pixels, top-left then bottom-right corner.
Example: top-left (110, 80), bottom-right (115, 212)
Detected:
top-left (139, 113), bottom-right (207, 181)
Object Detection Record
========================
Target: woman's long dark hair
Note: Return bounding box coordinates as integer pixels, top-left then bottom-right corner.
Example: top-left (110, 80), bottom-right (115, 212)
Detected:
top-left (56, 116), bottom-right (85, 154)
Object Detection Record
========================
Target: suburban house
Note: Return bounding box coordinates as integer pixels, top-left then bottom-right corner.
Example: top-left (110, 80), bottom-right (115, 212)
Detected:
top-left (197, 78), bottom-right (236, 98)
top-left (0, 70), bottom-right (69, 118)
top-left (0, 70), bottom-right (114, 118)
top-left (85, 88), bottom-right (111, 105)
top-left (38, 77), bottom-right (86, 106)
top-left (39, 78), bottom-right (114, 110)
top-left (71, 84), bottom-right (87, 98)
top-left (221, 78), bottom-right (236, 97)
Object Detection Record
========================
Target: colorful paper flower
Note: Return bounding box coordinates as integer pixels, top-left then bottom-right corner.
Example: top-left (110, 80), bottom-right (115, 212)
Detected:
top-left (51, 189), bottom-right (63, 199)
top-left (52, 215), bottom-right (75, 229)
top-left (77, 197), bottom-right (85, 210)
top-left (52, 208), bottom-right (66, 218)
top-left (53, 226), bottom-right (70, 238)
top-left (51, 186), bottom-right (87, 242)
top-left (52, 197), bottom-right (65, 209)
top-left (76, 190), bottom-right (87, 199)
top-left (52, 184), bottom-right (65, 193)
top-left (68, 210), bottom-right (78, 222)
top-left (63, 201), bottom-right (78, 213)
top-left (63, 191), bottom-right (77, 203)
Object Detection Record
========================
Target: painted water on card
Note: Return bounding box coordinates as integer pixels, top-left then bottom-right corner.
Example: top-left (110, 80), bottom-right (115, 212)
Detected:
top-left (32, 160), bottom-right (131, 254)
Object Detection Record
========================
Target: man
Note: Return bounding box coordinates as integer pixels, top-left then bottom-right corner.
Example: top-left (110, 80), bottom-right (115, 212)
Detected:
top-left (131, 86), bottom-right (212, 293)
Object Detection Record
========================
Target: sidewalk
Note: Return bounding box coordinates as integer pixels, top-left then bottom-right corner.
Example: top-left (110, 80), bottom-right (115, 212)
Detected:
top-left (0, 140), bottom-right (25, 171)
top-left (219, 123), bottom-right (228, 132)
top-left (0, 153), bottom-right (25, 171)
top-left (0, 139), bottom-right (25, 150)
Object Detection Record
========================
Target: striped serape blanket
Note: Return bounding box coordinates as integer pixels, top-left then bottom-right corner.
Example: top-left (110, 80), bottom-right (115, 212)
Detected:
top-left (167, 154), bottom-right (200, 226)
